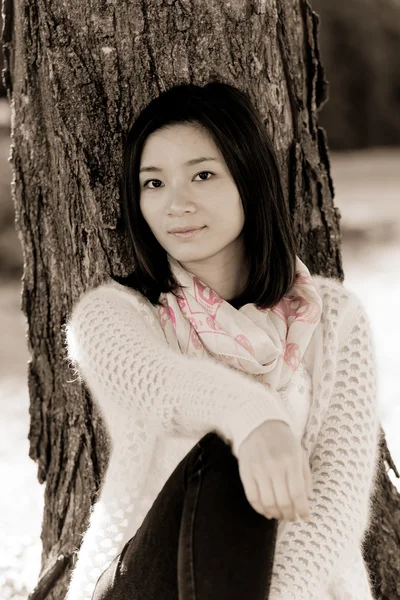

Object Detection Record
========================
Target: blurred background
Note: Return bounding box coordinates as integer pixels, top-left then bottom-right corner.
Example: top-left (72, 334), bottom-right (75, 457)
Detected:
top-left (1, 1), bottom-right (399, 598)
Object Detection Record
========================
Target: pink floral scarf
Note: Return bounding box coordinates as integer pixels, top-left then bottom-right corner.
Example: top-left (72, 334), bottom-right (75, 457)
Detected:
top-left (158, 255), bottom-right (322, 392)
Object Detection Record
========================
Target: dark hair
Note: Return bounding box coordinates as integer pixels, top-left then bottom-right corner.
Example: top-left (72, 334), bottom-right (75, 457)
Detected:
top-left (111, 81), bottom-right (298, 310)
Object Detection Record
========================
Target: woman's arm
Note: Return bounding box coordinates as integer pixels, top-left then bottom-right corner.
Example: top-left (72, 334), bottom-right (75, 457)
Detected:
top-left (65, 421), bottom-right (157, 600)
top-left (268, 295), bottom-right (381, 600)
top-left (63, 283), bottom-right (292, 457)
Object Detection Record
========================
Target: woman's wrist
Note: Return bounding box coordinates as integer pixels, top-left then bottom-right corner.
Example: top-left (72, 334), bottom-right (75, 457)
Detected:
top-left (220, 392), bottom-right (292, 458)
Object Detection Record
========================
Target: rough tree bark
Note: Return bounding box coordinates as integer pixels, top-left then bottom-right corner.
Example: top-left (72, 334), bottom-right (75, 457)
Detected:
top-left (1, 0), bottom-right (399, 598)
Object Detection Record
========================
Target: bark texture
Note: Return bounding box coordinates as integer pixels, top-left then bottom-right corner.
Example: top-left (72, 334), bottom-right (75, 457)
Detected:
top-left (1, 0), bottom-right (399, 598)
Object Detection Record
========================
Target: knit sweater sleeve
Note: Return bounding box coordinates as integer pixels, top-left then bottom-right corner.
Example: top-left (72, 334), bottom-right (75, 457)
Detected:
top-left (65, 419), bottom-right (158, 600)
top-left (268, 292), bottom-right (381, 600)
top-left (63, 283), bottom-right (292, 457)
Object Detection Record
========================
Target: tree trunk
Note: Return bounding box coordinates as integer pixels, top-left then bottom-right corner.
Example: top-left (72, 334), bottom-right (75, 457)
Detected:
top-left (2, 0), bottom-right (399, 598)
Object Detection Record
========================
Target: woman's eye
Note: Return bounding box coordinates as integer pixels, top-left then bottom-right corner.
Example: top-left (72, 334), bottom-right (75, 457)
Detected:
top-left (143, 179), bottom-right (162, 189)
top-left (143, 171), bottom-right (214, 189)
top-left (195, 171), bottom-right (214, 181)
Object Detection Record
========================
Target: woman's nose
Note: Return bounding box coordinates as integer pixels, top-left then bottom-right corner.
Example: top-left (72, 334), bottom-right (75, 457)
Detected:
top-left (167, 190), bottom-right (195, 214)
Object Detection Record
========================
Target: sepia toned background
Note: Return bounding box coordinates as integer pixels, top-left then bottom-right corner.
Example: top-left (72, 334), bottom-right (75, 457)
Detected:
top-left (1, 1), bottom-right (399, 598)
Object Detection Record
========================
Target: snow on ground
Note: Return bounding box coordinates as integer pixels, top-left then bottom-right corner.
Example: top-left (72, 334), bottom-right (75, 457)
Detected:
top-left (331, 148), bottom-right (400, 491)
top-left (0, 148), bottom-right (399, 598)
top-left (0, 290), bottom-right (43, 599)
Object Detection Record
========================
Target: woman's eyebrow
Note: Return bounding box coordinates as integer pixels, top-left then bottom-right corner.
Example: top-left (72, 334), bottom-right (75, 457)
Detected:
top-left (139, 156), bottom-right (219, 174)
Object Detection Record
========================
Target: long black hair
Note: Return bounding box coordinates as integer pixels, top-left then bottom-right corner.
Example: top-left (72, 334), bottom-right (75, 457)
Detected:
top-left (111, 81), bottom-right (298, 310)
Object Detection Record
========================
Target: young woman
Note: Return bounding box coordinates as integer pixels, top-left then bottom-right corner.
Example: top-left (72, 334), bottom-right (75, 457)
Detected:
top-left (64, 82), bottom-right (381, 600)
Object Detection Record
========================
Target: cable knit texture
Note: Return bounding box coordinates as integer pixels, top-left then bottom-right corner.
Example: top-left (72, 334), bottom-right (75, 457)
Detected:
top-left (63, 275), bottom-right (381, 600)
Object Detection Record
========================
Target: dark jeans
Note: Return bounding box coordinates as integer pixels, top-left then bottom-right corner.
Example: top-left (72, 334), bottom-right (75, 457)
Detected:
top-left (92, 432), bottom-right (279, 600)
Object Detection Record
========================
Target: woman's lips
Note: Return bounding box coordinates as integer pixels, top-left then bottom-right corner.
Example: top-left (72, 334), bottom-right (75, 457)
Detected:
top-left (169, 226), bottom-right (206, 239)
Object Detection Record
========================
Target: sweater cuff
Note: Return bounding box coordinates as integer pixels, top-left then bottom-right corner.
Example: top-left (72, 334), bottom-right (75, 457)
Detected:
top-left (221, 390), bottom-right (293, 458)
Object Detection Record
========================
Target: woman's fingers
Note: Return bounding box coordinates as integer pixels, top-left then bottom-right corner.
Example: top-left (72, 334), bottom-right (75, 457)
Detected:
top-left (253, 462), bottom-right (295, 521)
top-left (255, 467), bottom-right (283, 520)
top-left (238, 462), bottom-right (266, 517)
top-left (240, 457), bottom-right (310, 522)
top-left (237, 422), bottom-right (313, 522)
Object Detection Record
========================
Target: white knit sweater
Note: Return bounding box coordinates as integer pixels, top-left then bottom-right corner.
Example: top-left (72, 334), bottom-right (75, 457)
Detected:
top-left (63, 274), bottom-right (381, 600)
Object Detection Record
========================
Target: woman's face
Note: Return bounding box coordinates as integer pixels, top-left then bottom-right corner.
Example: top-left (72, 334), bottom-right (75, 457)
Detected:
top-left (138, 123), bottom-right (245, 272)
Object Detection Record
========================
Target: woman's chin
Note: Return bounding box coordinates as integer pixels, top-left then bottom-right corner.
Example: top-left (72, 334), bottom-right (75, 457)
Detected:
top-left (168, 248), bottom-right (213, 263)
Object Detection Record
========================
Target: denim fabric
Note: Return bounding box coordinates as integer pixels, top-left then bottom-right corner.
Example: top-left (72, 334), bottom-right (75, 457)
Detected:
top-left (92, 432), bottom-right (278, 600)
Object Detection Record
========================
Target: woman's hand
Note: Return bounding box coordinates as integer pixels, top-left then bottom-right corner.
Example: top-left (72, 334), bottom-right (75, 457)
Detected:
top-left (237, 420), bottom-right (313, 522)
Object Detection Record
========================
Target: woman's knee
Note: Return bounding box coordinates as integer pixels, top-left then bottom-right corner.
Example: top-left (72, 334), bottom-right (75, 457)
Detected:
top-left (184, 431), bottom-right (235, 484)
top-left (197, 431), bottom-right (232, 456)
